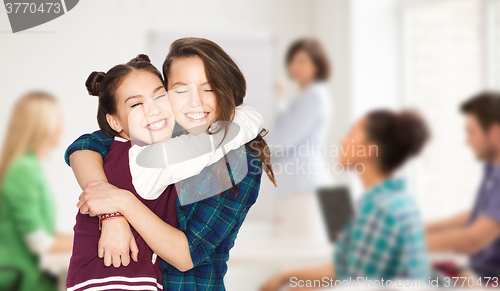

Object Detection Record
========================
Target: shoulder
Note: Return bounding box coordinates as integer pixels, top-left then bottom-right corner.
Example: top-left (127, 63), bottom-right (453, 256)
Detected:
top-left (2, 153), bottom-right (42, 193)
top-left (105, 137), bottom-right (132, 166)
top-left (224, 145), bottom-right (262, 181)
top-left (306, 82), bottom-right (329, 98)
top-left (65, 130), bottom-right (115, 166)
top-left (108, 137), bottom-right (131, 154)
top-left (292, 83), bottom-right (330, 109)
top-left (4, 153), bottom-right (40, 180)
top-left (369, 191), bottom-right (421, 226)
top-left (245, 144), bottom-right (263, 171)
top-left (182, 145), bottom-right (262, 213)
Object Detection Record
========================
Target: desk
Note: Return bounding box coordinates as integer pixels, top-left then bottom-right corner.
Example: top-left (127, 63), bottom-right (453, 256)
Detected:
top-left (429, 252), bottom-right (468, 267)
top-left (228, 239), bottom-right (333, 267)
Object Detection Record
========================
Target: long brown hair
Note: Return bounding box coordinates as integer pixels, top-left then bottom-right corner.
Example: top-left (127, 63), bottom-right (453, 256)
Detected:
top-left (86, 54), bottom-right (163, 136)
top-left (163, 37), bottom-right (277, 187)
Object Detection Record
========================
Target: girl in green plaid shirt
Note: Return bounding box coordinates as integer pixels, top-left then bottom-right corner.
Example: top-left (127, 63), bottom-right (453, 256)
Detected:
top-left (68, 38), bottom-right (277, 291)
top-left (262, 110), bottom-right (431, 290)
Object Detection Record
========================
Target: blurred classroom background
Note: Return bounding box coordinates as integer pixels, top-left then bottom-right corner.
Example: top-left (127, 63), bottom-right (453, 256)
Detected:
top-left (0, 0), bottom-right (498, 290)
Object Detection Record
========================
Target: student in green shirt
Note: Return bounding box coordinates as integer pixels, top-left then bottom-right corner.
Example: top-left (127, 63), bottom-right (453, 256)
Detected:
top-left (0, 92), bottom-right (73, 291)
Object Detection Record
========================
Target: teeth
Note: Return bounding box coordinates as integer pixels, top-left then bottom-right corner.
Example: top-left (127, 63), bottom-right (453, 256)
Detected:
top-left (186, 112), bottom-right (208, 120)
top-left (147, 119), bottom-right (166, 130)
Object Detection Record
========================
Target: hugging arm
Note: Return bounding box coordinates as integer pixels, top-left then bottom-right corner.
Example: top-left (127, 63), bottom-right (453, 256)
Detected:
top-left (79, 149), bottom-right (259, 272)
top-left (131, 103), bottom-right (263, 198)
top-left (68, 136), bottom-right (139, 268)
top-left (67, 104), bottom-right (263, 268)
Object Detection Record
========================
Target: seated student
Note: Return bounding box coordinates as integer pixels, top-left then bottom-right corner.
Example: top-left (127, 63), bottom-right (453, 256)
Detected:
top-left (260, 109), bottom-right (430, 291)
top-left (426, 91), bottom-right (500, 280)
top-left (0, 92), bottom-right (73, 291)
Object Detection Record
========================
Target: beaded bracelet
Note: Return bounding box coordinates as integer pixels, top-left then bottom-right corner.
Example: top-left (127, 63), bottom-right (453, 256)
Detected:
top-left (98, 212), bottom-right (124, 230)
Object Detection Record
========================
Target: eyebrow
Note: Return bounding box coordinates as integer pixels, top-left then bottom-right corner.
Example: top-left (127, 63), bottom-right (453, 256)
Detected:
top-left (153, 85), bottom-right (165, 94)
top-left (170, 82), bottom-right (210, 88)
top-left (124, 95), bottom-right (141, 104)
top-left (171, 82), bottom-right (187, 87)
top-left (124, 85), bottom-right (165, 104)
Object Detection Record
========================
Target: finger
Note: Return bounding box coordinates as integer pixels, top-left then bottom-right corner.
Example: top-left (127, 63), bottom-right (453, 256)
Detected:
top-left (121, 252), bottom-right (130, 267)
top-left (104, 252), bottom-right (112, 267)
top-left (76, 191), bottom-right (85, 208)
top-left (78, 190), bottom-right (85, 201)
top-left (79, 204), bottom-right (90, 215)
top-left (76, 200), bottom-right (88, 211)
top-left (130, 238), bottom-right (139, 262)
top-left (112, 254), bottom-right (121, 268)
top-left (98, 244), bottom-right (104, 258)
top-left (88, 207), bottom-right (99, 217)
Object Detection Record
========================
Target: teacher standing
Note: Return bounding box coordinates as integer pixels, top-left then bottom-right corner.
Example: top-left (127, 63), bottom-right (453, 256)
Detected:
top-left (267, 38), bottom-right (333, 239)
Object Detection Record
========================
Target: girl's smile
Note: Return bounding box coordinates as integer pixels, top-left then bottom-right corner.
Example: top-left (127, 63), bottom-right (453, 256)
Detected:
top-left (145, 118), bottom-right (169, 131)
top-left (167, 57), bottom-right (217, 135)
top-left (184, 112), bottom-right (209, 123)
top-left (110, 71), bottom-right (175, 144)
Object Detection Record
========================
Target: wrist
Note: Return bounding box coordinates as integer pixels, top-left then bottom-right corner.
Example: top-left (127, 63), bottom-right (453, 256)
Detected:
top-left (101, 216), bottom-right (127, 225)
top-left (117, 189), bottom-right (134, 216)
top-left (99, 212), bottom-right (124, 230)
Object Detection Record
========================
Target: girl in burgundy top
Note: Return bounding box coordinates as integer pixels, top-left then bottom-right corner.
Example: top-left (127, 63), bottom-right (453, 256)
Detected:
top-left (66, 54), bottom-right (263, 291)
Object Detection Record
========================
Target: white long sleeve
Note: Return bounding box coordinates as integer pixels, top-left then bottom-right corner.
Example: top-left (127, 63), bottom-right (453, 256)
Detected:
top-left (23, 229), bottom-right (54, 255)
top-left (129, 103), bottom-right (263, 199)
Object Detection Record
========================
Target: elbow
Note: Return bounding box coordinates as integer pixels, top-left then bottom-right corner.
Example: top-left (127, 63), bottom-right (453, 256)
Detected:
top-left (462, 244), bottom-right (482, 256)
top-left (460, 232), bottom-right (486, 255)
top-left (175, 261), bottom-right (194, 273)
top-left (167, 253), bottom-right (194, 272)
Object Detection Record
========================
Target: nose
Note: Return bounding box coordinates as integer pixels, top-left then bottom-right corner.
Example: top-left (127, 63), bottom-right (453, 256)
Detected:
top-left (187, 88), bottom-right (203, 108)
top-left (143, 99), bottom-right (162, 117)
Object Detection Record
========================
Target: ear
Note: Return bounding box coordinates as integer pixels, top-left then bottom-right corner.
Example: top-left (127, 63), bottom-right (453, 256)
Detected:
top-left (106, 114), bottom-right (123, 133)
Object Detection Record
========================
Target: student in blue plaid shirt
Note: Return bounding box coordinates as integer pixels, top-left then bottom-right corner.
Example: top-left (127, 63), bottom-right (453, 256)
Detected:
top-left (261, 110), bottom-right (431, 291)
top-left (68, 38), bottom-right (277, 291)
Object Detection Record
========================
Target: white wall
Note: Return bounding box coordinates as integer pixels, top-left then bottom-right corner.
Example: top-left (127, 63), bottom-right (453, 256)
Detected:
top-left (0, 0), bottom-right (320, 232)
top-left (350, 0), bottom-right (401, 119)
top-left (0, 0), bottom-right (405, 231)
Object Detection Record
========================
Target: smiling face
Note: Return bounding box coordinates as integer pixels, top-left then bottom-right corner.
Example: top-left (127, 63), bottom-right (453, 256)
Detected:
top-left (464, 114), bottom-right (500, 161)
top-left (106, 70), bottom-right (175, 144)
top-left (167, 56), bottom-right (217, 135)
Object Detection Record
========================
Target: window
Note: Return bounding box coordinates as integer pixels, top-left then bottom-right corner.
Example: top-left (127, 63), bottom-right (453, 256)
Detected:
top-left (404, 0), bottom-right (488, 219)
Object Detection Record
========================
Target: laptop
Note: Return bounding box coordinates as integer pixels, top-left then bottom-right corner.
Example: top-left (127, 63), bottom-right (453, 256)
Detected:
top-left (317, 186), bottom-right (354, 242)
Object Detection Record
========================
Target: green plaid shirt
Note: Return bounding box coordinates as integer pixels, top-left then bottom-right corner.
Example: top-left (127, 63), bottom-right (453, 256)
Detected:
top-left (334, 178), bottom-right (429, 281)
top-left (65, 131), bottom-right (262, 291)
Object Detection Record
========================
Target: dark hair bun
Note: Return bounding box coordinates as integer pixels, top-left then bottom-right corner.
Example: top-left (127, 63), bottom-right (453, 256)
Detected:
top-left (129, 54), bottom-right (151, 64)
top-left (366, 109), bottom-right (429, 172)
top-left (85, 71), bottom-right (106, 96)
top-left (396, 111), bottom-right (429, 157)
